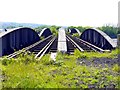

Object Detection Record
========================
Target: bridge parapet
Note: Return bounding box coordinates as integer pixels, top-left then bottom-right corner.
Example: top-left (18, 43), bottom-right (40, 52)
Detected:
top-left (57, 28), bottom-right (67, 52)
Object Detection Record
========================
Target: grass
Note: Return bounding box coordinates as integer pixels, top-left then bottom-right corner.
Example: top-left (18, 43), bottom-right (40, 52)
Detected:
top-left (74, 49), bottom-right (118, 59)
top-left (0, 49), bottom-right (120, 88)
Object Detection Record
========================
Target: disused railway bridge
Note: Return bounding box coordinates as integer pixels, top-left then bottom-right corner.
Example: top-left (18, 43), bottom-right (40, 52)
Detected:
top-left (0, 27), bottom-right (117, 57)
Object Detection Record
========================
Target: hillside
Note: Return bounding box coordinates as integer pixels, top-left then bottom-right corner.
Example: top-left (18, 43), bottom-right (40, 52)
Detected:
top-left (0, 22), bottom-right (44, 29)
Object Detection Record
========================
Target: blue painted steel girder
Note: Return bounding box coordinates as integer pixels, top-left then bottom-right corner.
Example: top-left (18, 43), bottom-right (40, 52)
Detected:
top-left (80, 28), bottom-right (116, 50)
top-left (0, 27), bottom-right (40, 56)
top-left (39, 28), bottom-right (52, 38)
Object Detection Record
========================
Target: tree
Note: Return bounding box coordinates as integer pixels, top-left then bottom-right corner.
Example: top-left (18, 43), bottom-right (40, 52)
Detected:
top-left (34, 25), bottom-right (50, 33)
top-left (97, 25), bottom-right (118, 38)
top-left (67, 26), bottom-right (93, 33)
top-left (6, 26), bottom-right (16, 29)
top-left (117, 27), bottom-right (120, 34)
top-left (49, 25), bottom-right (60, 36)
top-left (72, 33), bottom-right (80, 38)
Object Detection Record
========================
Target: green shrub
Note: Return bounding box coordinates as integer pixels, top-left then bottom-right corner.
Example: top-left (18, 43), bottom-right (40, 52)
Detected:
top-left (72, 33), bottom-right (80, 38)
top-left (112, 64), bottom-right (120, 72)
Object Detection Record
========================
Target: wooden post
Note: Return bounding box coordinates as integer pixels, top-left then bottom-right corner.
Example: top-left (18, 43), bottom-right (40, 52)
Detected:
top-left (118, 34), bottom-right (120, 47)
top-left (118, 2), bottom-right (120, 65)
top-left (118, 2), bottom-right (120, 47)
top-left (117, 34), bottom-right (120, 65)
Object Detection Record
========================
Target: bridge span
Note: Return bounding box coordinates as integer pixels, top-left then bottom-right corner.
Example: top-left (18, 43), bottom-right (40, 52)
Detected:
top-left (0, 27), bottom-right (117, 57)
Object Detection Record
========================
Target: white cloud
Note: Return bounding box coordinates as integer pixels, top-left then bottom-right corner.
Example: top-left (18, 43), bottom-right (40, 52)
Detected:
top-left (0, 0), bottom-right (119, 26)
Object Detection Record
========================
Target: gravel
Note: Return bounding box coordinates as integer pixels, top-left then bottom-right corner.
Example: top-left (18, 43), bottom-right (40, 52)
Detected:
top-left (77, 58), bottom-right (119, 67)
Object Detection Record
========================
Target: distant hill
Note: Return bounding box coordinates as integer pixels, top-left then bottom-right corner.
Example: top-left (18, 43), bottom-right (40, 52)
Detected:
top-left (0, 22), bottom-right (45, 29)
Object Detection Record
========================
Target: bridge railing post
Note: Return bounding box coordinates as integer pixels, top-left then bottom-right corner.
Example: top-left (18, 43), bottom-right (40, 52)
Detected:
top-left (117, 34), bottom-right (120, 65)
top-left (118, 1), bottom-right (120, 65)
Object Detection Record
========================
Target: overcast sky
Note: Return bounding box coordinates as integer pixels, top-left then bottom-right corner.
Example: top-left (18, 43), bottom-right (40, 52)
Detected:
top-left (0, 0), bottom-right (119, 27)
